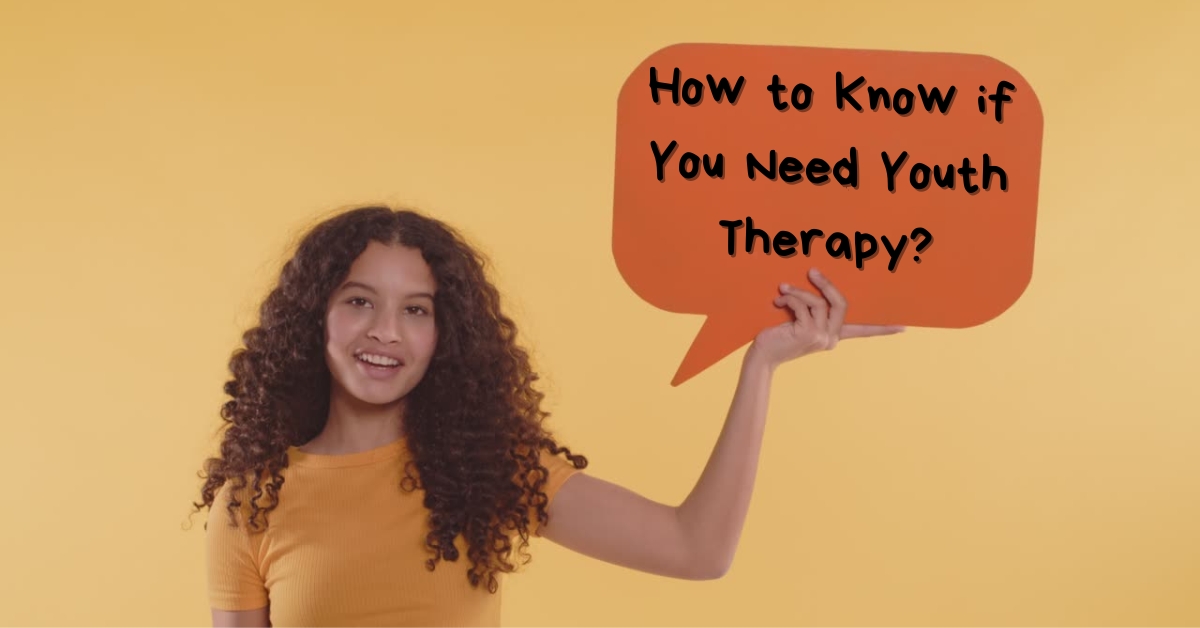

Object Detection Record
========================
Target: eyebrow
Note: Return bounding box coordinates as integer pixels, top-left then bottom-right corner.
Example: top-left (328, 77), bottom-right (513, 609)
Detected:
top-left (338, 281), bottom-right (435, 300)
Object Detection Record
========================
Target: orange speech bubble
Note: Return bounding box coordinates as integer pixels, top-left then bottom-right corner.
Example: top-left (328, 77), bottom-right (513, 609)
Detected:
top-left (611, 43), bottom-right (1043, 386)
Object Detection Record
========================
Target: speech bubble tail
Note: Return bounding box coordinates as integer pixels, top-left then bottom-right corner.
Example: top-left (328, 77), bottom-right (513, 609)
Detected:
top-left (670, 314), bottom-right (752, 387)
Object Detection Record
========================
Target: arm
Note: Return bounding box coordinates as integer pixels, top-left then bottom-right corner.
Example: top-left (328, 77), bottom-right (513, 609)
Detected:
top-left (540, 268), bottom-right (904, 579)
top-left (212, 607), bottom-right (270, 627)
top-left (540, 349), bottom-right (774, 580)
top-left (675, 346), bottom-right (774, 576)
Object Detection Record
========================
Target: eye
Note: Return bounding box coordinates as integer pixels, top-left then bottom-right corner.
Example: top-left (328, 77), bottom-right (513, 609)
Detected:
top-left (348, 297), bottom-right (371, 307)
top-left (406, 306), bottom-right (430, 315)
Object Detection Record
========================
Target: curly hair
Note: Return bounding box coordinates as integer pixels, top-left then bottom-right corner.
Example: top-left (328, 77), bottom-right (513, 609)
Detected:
top-left (192, 204), bottom-right (587, 593)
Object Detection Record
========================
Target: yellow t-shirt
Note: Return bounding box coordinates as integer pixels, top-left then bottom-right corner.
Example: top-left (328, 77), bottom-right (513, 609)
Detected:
top-left (205, 436), bottom-right (582, 626)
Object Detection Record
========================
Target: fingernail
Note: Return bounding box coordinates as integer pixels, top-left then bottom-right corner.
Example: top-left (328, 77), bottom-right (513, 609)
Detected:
top-left (810, 268), bottom-right (822, 277)
top-left (781, 282), bottom-right (791, 291)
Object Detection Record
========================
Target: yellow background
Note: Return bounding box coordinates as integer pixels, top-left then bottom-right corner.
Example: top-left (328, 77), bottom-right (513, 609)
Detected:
top-left (2, 1), bottom-right (1197, 625)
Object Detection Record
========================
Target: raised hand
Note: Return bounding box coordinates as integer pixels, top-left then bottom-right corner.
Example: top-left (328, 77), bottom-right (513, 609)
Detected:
top-left (750, 267), bottom-right (905, 368)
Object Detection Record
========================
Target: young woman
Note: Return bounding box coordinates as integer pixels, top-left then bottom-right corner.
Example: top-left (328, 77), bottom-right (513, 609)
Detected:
top-left (194, 205), bottom-right (903, 626)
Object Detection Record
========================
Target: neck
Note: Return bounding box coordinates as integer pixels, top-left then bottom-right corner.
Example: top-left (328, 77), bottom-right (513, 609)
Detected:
top-left (301, 390), bottom-right (405, 455)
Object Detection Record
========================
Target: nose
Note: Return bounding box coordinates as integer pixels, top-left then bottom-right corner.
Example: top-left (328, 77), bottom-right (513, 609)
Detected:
top-left (367, 311), bottom-right (403, 344)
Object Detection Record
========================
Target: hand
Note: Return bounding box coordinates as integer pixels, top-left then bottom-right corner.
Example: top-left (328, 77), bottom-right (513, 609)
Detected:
top-left (748, 267), bottom-right (905, 369)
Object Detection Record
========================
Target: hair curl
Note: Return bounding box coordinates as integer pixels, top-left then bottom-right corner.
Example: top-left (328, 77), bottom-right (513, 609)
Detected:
top-left (192, 205), bottom-right (587, 593)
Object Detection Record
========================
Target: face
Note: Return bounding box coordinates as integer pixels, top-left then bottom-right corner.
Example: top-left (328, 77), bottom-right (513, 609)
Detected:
top-left (323, 241), bottom-right (439, 409)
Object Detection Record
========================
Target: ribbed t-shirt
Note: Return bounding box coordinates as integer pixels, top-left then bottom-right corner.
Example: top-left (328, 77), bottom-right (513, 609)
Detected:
top-left (205, 436), bottom-right (582, 626)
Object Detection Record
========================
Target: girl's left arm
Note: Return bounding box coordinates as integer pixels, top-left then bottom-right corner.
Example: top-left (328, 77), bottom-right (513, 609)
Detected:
top-left (539, 269), bottom-right (904, 580)
top-left (539, 347), bottom-right (776, 580)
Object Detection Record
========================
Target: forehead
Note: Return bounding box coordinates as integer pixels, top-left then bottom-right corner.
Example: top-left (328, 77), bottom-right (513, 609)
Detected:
top-left (341, 241), bottom-right (436, 293)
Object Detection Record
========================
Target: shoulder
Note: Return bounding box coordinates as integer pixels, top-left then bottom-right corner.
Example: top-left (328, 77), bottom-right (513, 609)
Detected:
top-left (538, 447), bottom-right (584, 502)
top-left (513, 442), bottom-right (586, 483)
top-left (206, 472), bottom-right (277, 532)
top-left (537, 444), bottom-right (583, 474)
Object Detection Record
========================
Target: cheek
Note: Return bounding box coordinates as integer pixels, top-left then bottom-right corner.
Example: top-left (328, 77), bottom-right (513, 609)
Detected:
top-left (325, 310), bottom-right (360, 344)
top-left (414, 322), bottom-right (439, 358)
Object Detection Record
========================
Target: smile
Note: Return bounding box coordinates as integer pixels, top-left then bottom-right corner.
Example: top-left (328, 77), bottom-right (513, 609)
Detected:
top-left (354, 354), bottom-right (405, 381)
top-left (352, 349), bottom-right (406, 380)
top-left (357, 352), bottom-right (402, 367)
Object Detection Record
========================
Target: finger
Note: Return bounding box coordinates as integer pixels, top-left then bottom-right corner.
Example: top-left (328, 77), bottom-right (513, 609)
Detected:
top-left (840, 324), bottom-right (907, 339)
top-left (775, 292), bottom-right (812, 327)
top-left (806, 268), bottom-right (847, 335)
top-left (778, 284), bottom-right (826, 330)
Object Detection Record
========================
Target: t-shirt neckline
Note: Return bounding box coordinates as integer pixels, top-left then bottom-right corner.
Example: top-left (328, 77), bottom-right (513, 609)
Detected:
top-left (287, 436), bottom-right (408, 468)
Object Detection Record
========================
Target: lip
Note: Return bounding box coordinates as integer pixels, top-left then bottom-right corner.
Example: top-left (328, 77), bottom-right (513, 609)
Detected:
top-left (354, 348), bottom-right (406, 365)
top-left (353, 352), bottom-right (405, 381)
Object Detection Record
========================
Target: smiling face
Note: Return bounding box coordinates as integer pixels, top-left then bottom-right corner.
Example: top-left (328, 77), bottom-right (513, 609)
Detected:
top-left (323, 241), bottom-right (439, 411)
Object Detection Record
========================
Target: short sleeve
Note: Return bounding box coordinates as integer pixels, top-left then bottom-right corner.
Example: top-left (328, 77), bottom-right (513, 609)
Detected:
top-left (205, 482), bottom-right (269, 611)
top-left (530, 446), bottom-right (584, 537)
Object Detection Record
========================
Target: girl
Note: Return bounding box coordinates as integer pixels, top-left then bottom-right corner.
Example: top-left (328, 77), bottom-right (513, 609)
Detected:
top-left (193, 205), bottom-right (903, 626)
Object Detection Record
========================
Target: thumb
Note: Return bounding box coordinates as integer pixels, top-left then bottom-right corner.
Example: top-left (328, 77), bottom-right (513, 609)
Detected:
top-left (840, 324), bottom-right (906, 338)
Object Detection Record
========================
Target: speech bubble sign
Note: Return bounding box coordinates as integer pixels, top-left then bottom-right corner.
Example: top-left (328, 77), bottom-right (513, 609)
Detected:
top-left (611, 43), bottom-right (1043, 386)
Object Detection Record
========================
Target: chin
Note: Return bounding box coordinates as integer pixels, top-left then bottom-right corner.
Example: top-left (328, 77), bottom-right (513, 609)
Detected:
top-left (330, 374), bottom-right (408, 406)
top-left (351, 386), bottom-right (410, 406)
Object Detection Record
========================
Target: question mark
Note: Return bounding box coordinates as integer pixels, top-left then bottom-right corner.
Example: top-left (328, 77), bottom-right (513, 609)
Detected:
top-left (910, 228), bottom-right (933, 263)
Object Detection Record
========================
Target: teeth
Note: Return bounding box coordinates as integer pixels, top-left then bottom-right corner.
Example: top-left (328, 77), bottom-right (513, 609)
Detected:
top-left (357, 353), bottom-right (400, 367)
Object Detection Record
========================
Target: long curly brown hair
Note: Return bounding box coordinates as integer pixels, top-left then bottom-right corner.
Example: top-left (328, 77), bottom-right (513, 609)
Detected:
top-left (192, 204), bottom-right (587, 593)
